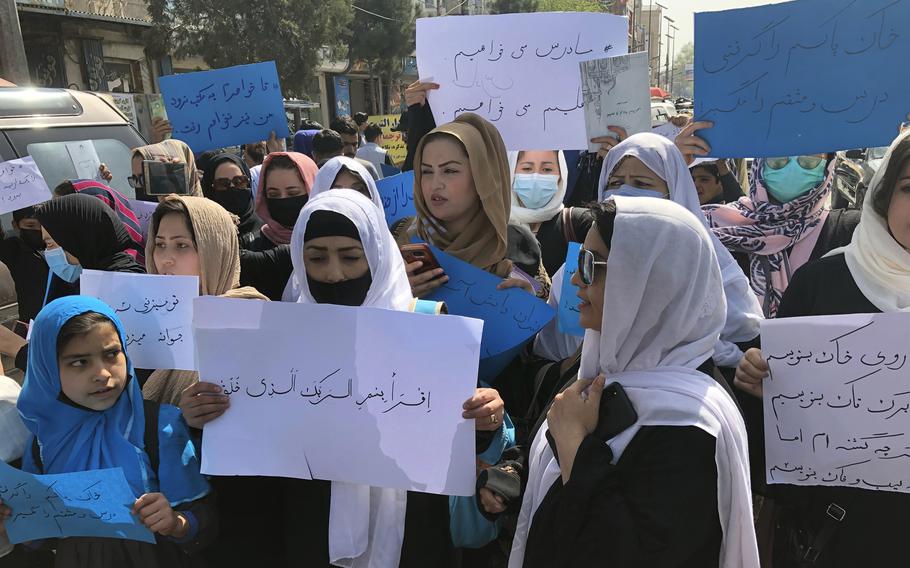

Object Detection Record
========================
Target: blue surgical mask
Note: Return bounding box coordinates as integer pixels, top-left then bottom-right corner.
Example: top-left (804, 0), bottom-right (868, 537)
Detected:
top-left (762, 157), bottom-right (826, 203)
top-left (512, 173), bottom-right (560, 209)
top-left (44, 247), bottom-right (82, 283)
top-left (602, 184), bottom-right (666, 200)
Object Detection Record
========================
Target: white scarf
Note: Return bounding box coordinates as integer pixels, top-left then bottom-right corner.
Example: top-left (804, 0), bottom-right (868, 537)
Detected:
top-left (825, 129), bottom-right (910, 312)
top-left (507, 150), bottom-right (568, 226)
top-left (511, 196), bottom-right (759, 568)
top-left (311, 156), bottom-right (385, 212)
top-left (290, 190), bottom-right (414, 567)
top-left (598, 133), bottom-right (763, 367)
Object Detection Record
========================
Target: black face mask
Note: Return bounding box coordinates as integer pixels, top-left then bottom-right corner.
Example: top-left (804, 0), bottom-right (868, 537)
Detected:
top-left (307, 272), bottom-right (373, 306)
top-left (267, 194), bottom-right (309, 228)
top-left (19, 228), bottom-right (44, 251)
top-left (210, 187), bottom-right (253, 217)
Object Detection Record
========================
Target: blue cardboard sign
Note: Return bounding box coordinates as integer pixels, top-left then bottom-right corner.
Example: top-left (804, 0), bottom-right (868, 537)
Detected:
top-left (557, 242), bottom-right (585, 337)
top-left (0, 460), bottom-right (155, 544)
top-left (380, 163), bottom-right (401, 178)
top-left (694, 0), bottom-right (910, 157)
top-left (160, 61), bottom-right (290, 154)
top-left (377, 170), bottom-right (417, 227)
top-left (426, 246), bottom-right (555, 367)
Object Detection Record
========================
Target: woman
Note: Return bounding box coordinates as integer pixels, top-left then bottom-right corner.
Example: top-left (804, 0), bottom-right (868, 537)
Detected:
top-left (131, 140), bottom-right (204, 201)
top-left (734, 130), bottom-right (910, 567)
top-left (510, 196), bottom-right (758, 567)
top-left (507, 150), bottom-right (594, 276)
top-left (247, 152), bottom-right (318, 251)
top-left (310, 155), bottom-right (383, 209)
top-left (199, 152), bottom-right (262, 249)
top-left (142, 195), bottom-right (268, 406)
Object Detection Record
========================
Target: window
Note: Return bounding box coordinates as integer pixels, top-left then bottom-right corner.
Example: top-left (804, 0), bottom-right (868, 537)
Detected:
top-left (26, 138), bottom-right (135, 197)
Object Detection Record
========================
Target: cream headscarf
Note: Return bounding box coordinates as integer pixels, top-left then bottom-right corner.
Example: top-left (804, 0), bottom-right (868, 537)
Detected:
top-left (290, 190), bottom-right (414, 568)
top-left (511, 196), bottom-right (758, 568)
top-left (132, 140), bottom-right (203, 197)
top-left (142, 196), bottom-right (267, 405)
top-left (412, 112), bottom-right (513, 277)
top-left (507, 150), bottom-right (568, 226)
top-left (825, 129), bottom-right (910, 311)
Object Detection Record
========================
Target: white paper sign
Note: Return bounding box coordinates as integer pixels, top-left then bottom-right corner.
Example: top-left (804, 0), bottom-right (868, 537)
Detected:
top-left (79, 270), bottom-right (199, 370)
top-left (64, 141), bottom-right (102, 181)
top-left (416, 12), bottom-right (628, 151)
top-left (762, 312), bottom-right (910, 493)
top-left (651, 121), bottom-right (683, 141)
top-left (194, 297), bottom-right (483, 496)
top-left (128, 199), bottom-right (158, 238)
top-left (580, 52), bottom-right (651, 153)
top-left (0, 157), bottom-right (52, 214)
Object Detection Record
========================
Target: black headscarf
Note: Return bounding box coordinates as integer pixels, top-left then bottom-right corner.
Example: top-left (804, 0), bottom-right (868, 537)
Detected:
top-left (200, 152), bottom-right (262, 238)
top-left (35, 194), bottom-right (144, 273)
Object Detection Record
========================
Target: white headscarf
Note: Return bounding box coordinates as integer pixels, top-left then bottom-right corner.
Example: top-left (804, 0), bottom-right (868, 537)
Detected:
top-left (511, 197), bottom-right (759, 568)
top-left (507, 150), bottom-right (568, 225)
top-left (290, 189), bottom-right (413, 568)
top-left (598, 132), bottom-right (763, 367)
top-left (311, 156), bottom-right (384, 212)
top-left (825, 129), bottom-right (910, 311)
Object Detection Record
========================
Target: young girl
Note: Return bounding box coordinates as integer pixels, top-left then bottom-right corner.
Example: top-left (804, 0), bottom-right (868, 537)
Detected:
top-left (1, 295), bottom-right (215, 567)
top-left (248, 152), bottom-right (318, 251)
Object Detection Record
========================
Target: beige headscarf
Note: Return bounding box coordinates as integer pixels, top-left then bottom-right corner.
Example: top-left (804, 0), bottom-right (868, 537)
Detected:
top-left (142, 195), bottom-right (267, 405)
top-left (412, 113), bottom-right (513, 277)
top-left (132, 140), bottom-right (204, 197)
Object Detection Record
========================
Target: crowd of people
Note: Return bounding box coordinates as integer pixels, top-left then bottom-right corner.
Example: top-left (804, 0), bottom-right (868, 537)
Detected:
top-left (0, 68), bottom-right (907, 568)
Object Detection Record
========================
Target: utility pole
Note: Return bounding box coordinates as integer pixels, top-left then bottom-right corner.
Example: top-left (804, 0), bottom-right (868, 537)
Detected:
top-left (0, 0), bottom-right (29, 84)
top-left (669, 23), bottom-right (678, 94)
top-left (663, 15), bottom-right (673, 93)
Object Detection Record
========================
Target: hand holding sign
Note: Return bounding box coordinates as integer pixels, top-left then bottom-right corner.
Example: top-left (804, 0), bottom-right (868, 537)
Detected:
top-left (0, 157), bottom-right (52, 215)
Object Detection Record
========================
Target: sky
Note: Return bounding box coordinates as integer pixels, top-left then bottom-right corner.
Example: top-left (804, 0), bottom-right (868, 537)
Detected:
top-left (659, 0), bottom-right (790, 56)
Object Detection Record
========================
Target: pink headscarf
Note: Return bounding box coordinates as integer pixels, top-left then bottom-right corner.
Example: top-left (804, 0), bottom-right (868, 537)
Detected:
top-left (702, 158), bottom-right (834, 317)
top-left (254, 151), bottom-right (318, 246)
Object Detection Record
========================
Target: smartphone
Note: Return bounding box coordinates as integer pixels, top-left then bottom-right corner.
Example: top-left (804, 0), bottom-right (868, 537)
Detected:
top-left (144, 160), bottom-right (188, 196)
top-left (547, 381), bottom-right (638, 464)
top-left (400, 243), bottom-right (441, 275)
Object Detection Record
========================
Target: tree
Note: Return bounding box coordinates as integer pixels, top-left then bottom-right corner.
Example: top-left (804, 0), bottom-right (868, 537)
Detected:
top-left (491, 0), bottom-right (539, 14)
top-left (146, 0), bottom-right (352, 97)
top-left (671, 42), bottom-right (694, 98)
top-left (348, 0), bottom-right (417, 114)
top-left (537, 0), bottom-right (605, 11)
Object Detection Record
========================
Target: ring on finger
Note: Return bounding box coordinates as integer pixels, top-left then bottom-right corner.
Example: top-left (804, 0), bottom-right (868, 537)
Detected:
top-left (490, 414), bottom-right (499, 425)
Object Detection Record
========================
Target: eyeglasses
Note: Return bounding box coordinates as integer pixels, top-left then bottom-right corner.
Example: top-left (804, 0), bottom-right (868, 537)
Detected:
top-left (127, 174), bottom-right (145, 189)
top-left (765, 156), bottom-right (825, 171)
top-left (577, 247), bottom-right (608, 286)
top-left (212, 175), bottom-right (251, 191)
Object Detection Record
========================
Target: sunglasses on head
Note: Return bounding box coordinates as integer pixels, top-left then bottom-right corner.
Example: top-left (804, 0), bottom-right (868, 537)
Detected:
top-left (765, 156), bottom-right (824, 171)
top-left (577, 247), bottom-right (608, 286)
top-left (212, 175), bottom-right (251, 191)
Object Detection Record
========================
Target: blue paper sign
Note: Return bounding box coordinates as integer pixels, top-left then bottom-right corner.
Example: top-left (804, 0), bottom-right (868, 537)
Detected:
top-left (426, 246), bottom-right (555, 366)
top-left (380, 163), bottom-right (401, 178)
top-left (0, 460), bottom-right (155, 544)
top-left (377, 170), bottom-right (417, 226)
top-left (160, 61), bottom-right (290, 154)
top-left (557, 242), bottom-right (585, 337)
top-left (694, 0), bottom-right (910, 157)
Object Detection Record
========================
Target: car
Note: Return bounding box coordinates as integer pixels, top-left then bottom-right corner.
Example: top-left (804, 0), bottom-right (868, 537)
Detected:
top-left (832, 146), bottom-right (887, 210)
top-left (650, 99), bottom-right (678, 127)
top-left (0, 87), bottom-right (147, 372)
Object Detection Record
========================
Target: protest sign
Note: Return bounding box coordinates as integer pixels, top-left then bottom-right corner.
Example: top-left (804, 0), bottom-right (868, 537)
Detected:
top-left (416, 12), bottom-right (628, 150)
top-left (194, 297), bottom-right (482, 496)
top-left (557, 242), bottom-right (584, 337)
top-left (79, 271), bottom-right (199, 371)
top-left (0, 157), bottom-right (52, 215)
top-left (580, 52), bottom-right (651, 153)
top-left (368, 114), bottom-right (408, 165)
top-left (128, 199), bottom-right (157, 238)
top-left (160, 61), bottom-right (290, 153)
top-left (0, 461), bottom-right (154, 544)
top-left (376, 170), bottom-right (416, 227)
top-left (64, 141), bottom-right (102, 181)
top-left (762, 312), bottom-right (910, 493)
top-left (694, 0), bottom-right (910, 157)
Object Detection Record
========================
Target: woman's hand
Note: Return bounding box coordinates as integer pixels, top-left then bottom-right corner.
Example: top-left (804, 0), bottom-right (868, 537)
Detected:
top-left (669, 114), bottom-right (692, 128)
top-left (150, 117), bottom-right (173, 144)
top-left (405, 261), bottom-right (448, 298)
top-left (497, 277), bottom-right (533, 294)
top-left (266, 130), bottom-right (285, 153)
top-left (0, 498), bottom-right (10, 540)
top-left (675, 121), bottom-right (714, 165)
top-left (734, 348), bottom-right (769, 398)
top-left (0, 325), bottom-right (26, 358)
top-left (405, 81), bottom-right (440, 107)
top-left (463, 388), bottom-right (505, 432)
top-left (133, 493), bottom-right (187, 537)
top-left (590, 126), bottom-right (629, 159)
top-left (98, 164), bottom-right (113, 182)
top-left (478, 487), bottom-right (506, 514)
top-left (547, 375), bottom-right (606, 483)
top-left (179, 381), bottom-right (230, 429)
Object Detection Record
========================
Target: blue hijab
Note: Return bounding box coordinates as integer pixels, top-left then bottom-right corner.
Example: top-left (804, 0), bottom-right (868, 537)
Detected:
top-left (293, 129), bottom-right (320, 159)
top-left (17, 296), bottom-right (209, 505)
